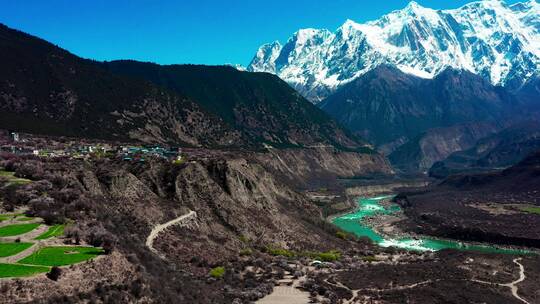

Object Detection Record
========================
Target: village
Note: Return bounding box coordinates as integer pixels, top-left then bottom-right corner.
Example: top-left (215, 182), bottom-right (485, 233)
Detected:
top-left (0, 130), bottom-right (185, 163)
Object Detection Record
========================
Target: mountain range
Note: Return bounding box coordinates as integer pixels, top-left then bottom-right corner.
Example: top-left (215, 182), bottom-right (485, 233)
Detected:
top-left (1, 1), bottom-right (539, 174)
top-left (248, 0), bottom-right (540, 103)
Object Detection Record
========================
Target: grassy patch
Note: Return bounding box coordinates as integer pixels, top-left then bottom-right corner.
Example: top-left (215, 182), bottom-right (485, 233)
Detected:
top-left (0, 170), bottom-right (31, 185)
top-left (16, 216), bottom-right (34, 222)
top-left (307, 250), bottom-right (341, 262)
top-left (209, 266), bottom-right (225, 278)
top-left (35, 225), bottom-right (65, 240)
top-left (0, 214), bottom-right (23, 222)
top-left (18, 246), bottom-right (104, 266)
top-left (0, 223), bottom-right (40, 237)
top-left (0, 242), bottom-right (33, 258)
top-left (172, 158), bottom-right (186, 166)
top-left (0, 263), bottom-right (50, 278)
top-left (267, 247), bottom-right (295, 258)
top-left (267, 247), bottom-right (341, 261)
top-left (239, 248), bottom-right (253, 256)
top-left (521, 206), bottom-right (540, 215)
top-left (361, 255), bottom-right (378, 262)
top-left (336, 231), bottom-right (349, 240)
top-left (301, 250), bottom-right (341, 262)
top-left (238, 235), bottom-right (249, 243)
top-left (0, 215), bottom-right (11, 222)
top-left (0, 170), bottom-right (13, 177)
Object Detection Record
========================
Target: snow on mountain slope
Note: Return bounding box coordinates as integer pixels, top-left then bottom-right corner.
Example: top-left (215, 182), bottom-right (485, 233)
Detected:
top-left (248, 0), bottom-right (540, 103)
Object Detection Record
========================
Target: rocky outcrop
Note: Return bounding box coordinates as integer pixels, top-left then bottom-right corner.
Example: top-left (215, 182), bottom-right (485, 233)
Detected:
top-left (74, 152), bottom-right (356, 265)
top-left (154, 158), bottom-right (346, 263)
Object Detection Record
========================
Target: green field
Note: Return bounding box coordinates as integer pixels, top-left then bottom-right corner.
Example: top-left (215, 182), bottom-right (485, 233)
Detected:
top-left (0, 263), bottom-right (50, 278)
top-left (0, 242), bottom-right (33, 257)
top-left (35, 225), bottom-right (65, 240)
top-left (521, 206), bottom-right (540, 215)
top-left (0, 213), bottom-right (103, 278)
top-left (0, 223), bottom-right (40, 237)
top-left (18, 246), bottom-right (104, 266)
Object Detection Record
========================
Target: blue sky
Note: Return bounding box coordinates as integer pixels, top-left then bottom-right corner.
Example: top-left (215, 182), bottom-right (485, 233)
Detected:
top-left (0, 0), bottom-right (525, 65)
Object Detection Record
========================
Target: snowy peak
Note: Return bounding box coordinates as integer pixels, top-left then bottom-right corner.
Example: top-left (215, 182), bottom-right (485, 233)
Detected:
top-left (248, 0), bottom-right (540, 102)
top-left (249, 41), bottom-right (282, 73)
top-left (293, 28), bottom-right (332, 43)
top-left (405, 1), bottom-right (422, 10)
top-left (400, 0), bottom-right (438, 18)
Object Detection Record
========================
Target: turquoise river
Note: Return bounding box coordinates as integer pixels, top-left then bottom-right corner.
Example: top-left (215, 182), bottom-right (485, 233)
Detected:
top-left (333, 195), bottom-right (532, 254)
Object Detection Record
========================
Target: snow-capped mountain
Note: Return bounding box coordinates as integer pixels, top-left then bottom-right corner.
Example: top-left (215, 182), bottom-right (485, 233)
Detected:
top-left (248, 0), bottom-right (540, 103)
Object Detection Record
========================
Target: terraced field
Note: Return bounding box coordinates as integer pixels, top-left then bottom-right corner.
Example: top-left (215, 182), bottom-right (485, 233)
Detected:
top-left (35, 225), bottom-right (65, 240)
top-left (19, 246), bottom-right (103, 266)
top-left (0, 263), bottom-right (50, 278)
top-left (0, 223), bottom-right (40, 237)
top-left (0, 213), bottom-right (103, 278)
top-left (0, 243), bottom-right (33, 258)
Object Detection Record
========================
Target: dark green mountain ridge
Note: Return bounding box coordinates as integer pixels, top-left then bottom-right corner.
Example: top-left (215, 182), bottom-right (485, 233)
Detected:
top-left (0, 23), bottom-right (364, 150)
top-left (100, 60), bottom-right (364, 150)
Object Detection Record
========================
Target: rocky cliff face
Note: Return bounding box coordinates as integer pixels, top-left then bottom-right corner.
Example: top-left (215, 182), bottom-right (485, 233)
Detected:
top-left (345, 180), bottom-right (429, 197)
top-left (253, 147), bottom-right (394, 189)
top-left (517, 76), bottom-right (540, 109)
top-left (429, 120), bottom-right (540, 178)
top-left (93, 155), bottom-right (349, 259)
top-left (389, 122), bottom-right (502, 172)
top-left (151, 158), bottom-right (348, 264)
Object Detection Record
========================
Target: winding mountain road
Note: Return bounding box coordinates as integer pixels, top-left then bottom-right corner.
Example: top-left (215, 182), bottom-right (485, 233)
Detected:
top-left (145, 211), bottom-right (197, 255)
top-left (506, 259), bottom-right (529, 304)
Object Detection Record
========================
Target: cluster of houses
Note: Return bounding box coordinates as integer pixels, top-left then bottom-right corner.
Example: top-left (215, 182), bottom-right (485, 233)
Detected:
top-left (121, 146), bottom-right (183, 162)
top-left (0, 131), bottom-right (184, 163)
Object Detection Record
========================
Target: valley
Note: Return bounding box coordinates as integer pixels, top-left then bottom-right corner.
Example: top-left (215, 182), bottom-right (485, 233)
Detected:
top-left (1, 130), bottom-right (539, 303)
top-left (0, 0), bottom-right (539, 303)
